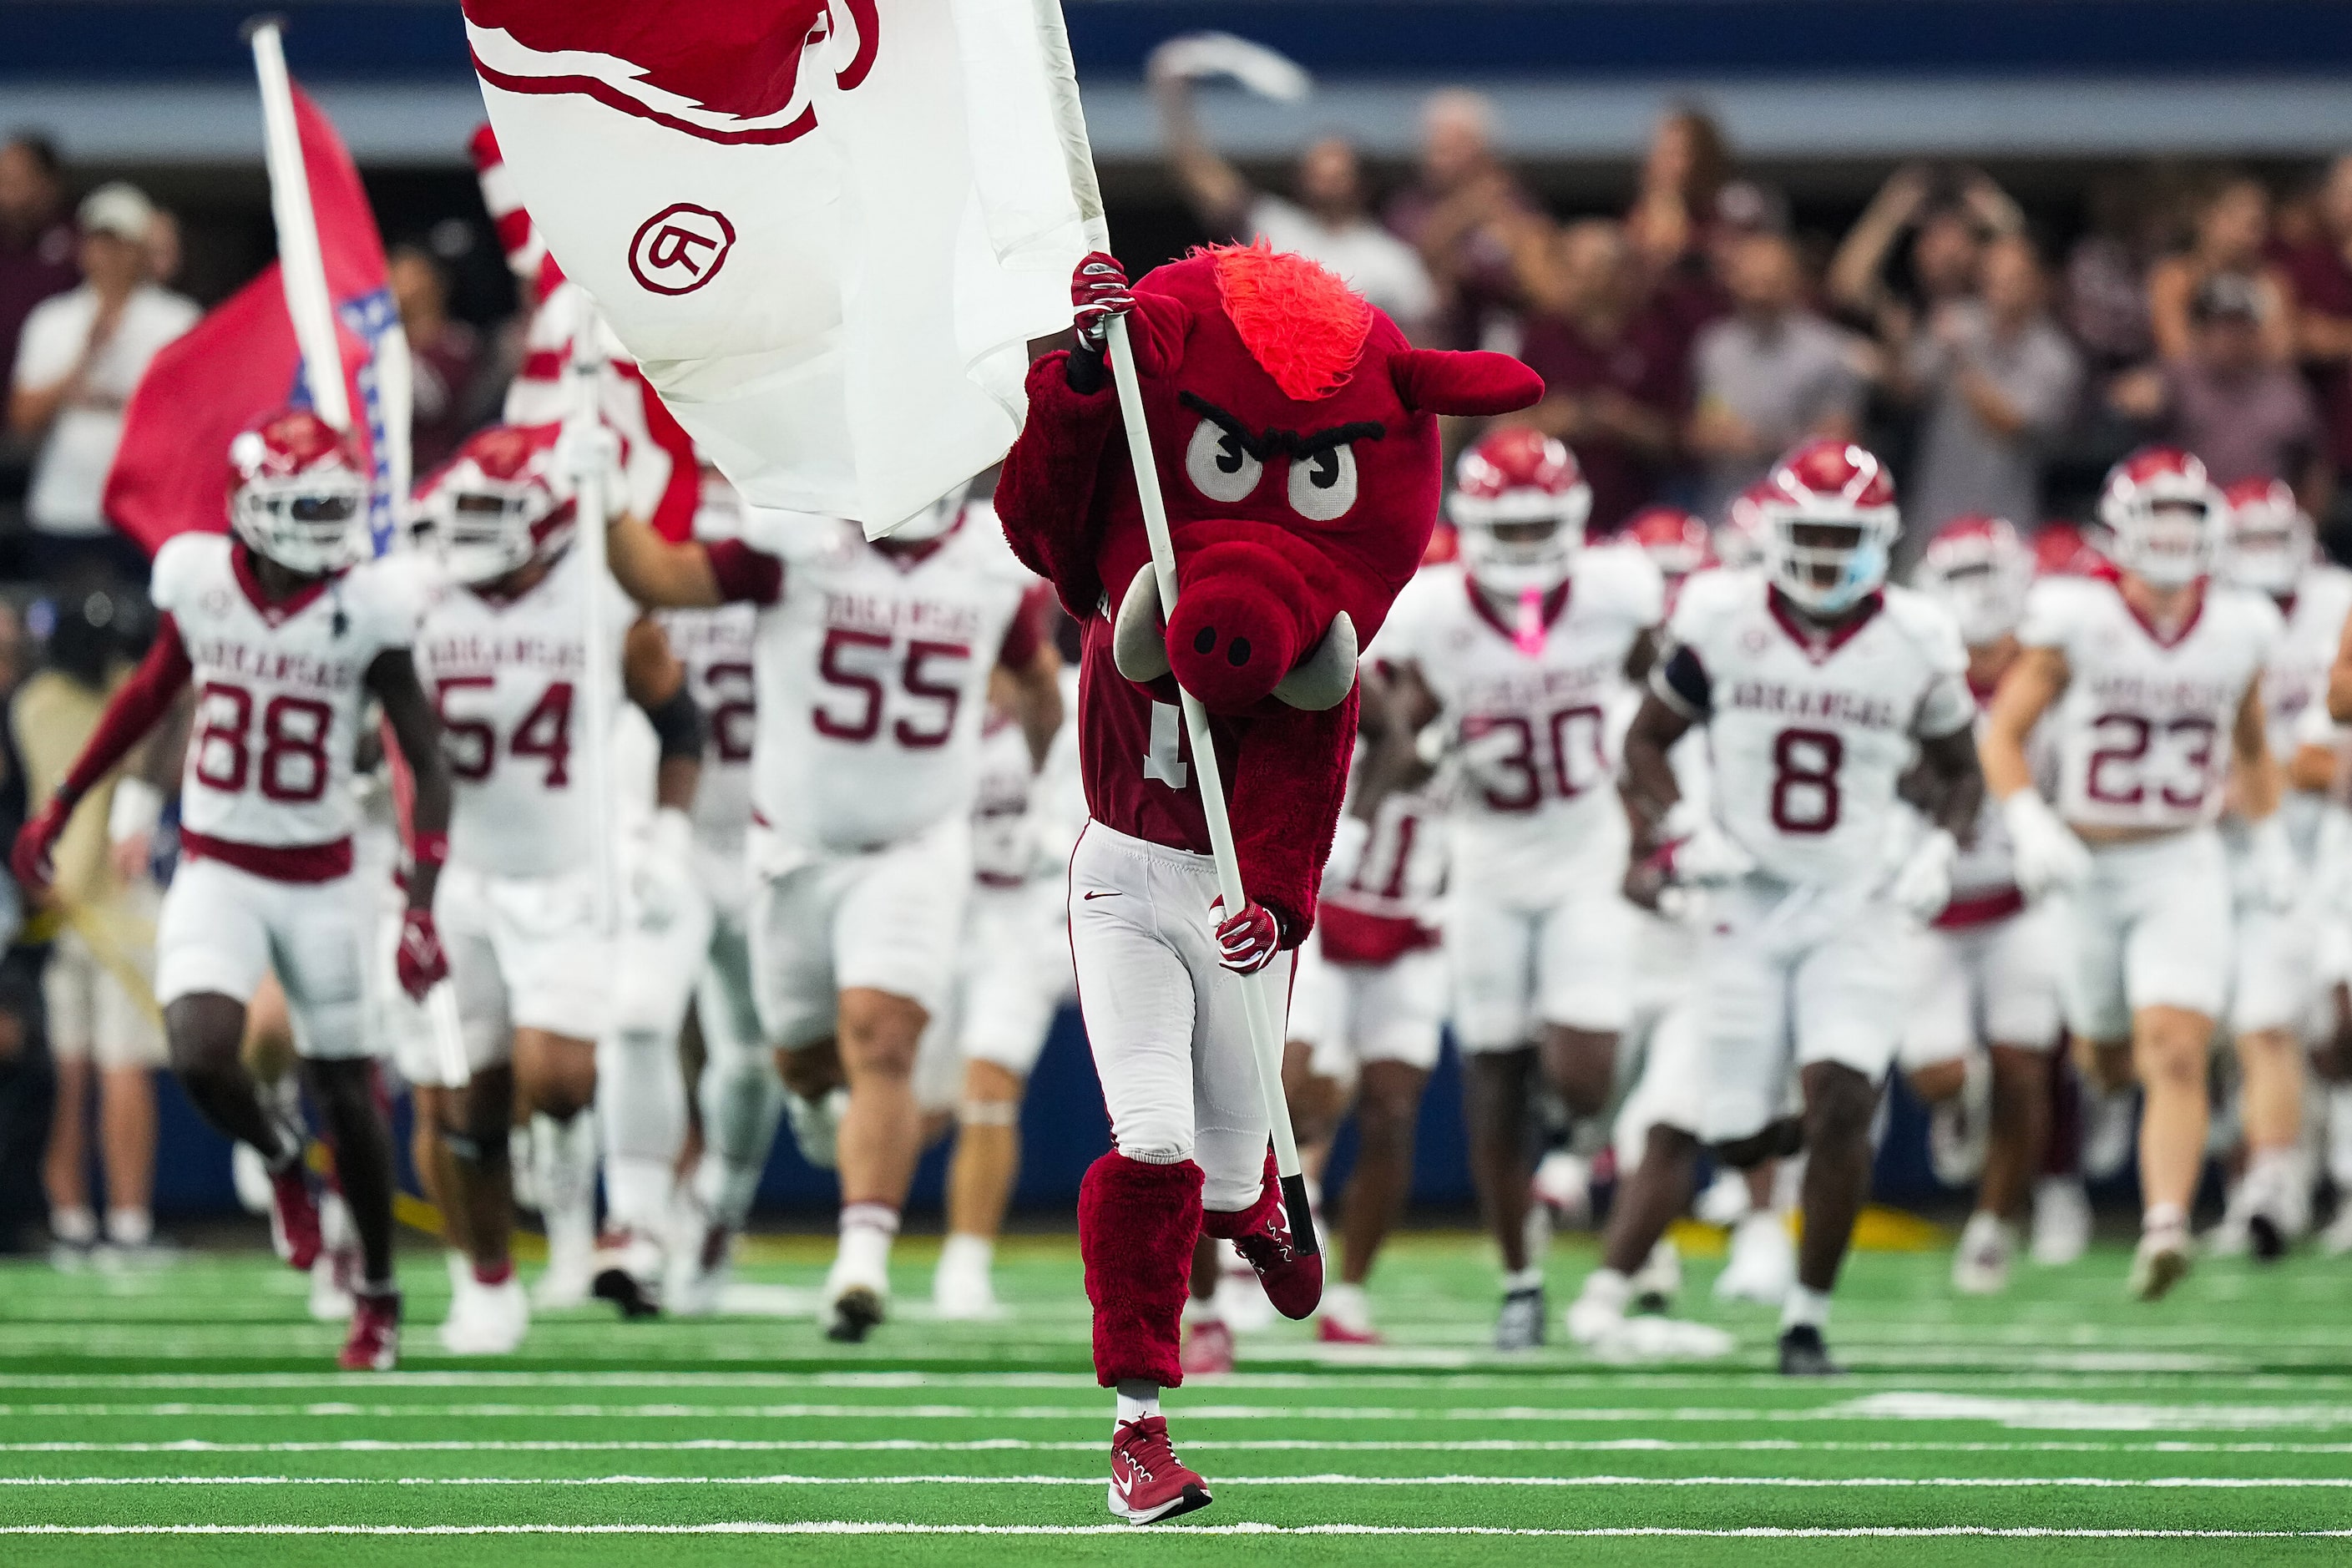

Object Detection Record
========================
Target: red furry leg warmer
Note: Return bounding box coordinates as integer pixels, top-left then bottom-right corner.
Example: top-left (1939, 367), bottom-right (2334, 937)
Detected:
top-left (1199, 1146), bottom-right (1281, 1240)
top-left (1079, 1152), bottom-right (1202, 1388)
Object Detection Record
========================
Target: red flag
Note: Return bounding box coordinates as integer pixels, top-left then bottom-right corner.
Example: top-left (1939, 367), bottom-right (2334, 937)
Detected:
top-left (105, 87), bottom-right (400, 556)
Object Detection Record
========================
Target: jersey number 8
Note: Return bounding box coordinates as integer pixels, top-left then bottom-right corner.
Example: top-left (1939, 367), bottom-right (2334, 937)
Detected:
top-left (193, 681), bottom-right (334, 804)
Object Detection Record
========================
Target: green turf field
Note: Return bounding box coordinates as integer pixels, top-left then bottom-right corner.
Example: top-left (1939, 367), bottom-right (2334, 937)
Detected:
top-left (3, 1227), bottom-right (2351, 1565)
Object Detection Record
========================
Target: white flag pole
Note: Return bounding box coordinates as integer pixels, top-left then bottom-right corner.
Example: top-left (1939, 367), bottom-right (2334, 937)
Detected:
top-left (565, 305), bottom-right (623, 938)
top-left (1029, 0), bottom-right (1316, 1254)
top-left (246, 18), bottom-right (350, 432)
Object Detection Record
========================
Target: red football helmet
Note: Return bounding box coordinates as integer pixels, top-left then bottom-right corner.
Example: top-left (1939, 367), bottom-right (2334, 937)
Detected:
top-left (227, 408), bottom-right (368, 576)
top-left (2097, 446), bottom-right (2220, 588)
top-left (1914, 514), bottom-right (2033, 645)
top-left (1621, 504), bottom-right (1716, 587)
top-left (1751, 439), bottom-right (1899, 615)
top-left (422, 423), bottom-right (576, 584)
top-left (2219, 475), bottom-right (2313, 599)
top-left (2032, 521), bottom-right (2102, 579)
top-left (1447, 426), bottom-right (1592, 594)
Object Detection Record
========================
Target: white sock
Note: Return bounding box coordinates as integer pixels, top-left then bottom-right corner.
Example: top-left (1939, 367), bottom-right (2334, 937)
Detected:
top-left (598, 1028), bottom-right (686, 1203)
top-left (1115, 1380), bottom-right (1161, 1429)
top-left (534, 1112), bottom-right (598, 1262)
top-left (52, 1206), bottom-right (96, 1246)
top-left (1579, 1267), bottom-right (1631, 1313)
top-left (836, 1202), bottom-right (898, 1285)
top-left (1781, 1283), bottom-right (1831, 1332)
top-left (104, 1207), bottom-right (152, 1247)
top-left (1503, 1264), bottom-right (1544, 1294)
top-left (1323, 1281), bottom-right (1371, 1333)
top-left (603, 1155), bottom-right (673, 1237)
top-left (938, 1232), bottom-right (993, 1278)
top-left (2143, 1201), bottom-right (2188, 1238)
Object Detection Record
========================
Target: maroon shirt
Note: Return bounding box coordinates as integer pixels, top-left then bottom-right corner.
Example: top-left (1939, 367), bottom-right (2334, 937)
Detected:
top-left (1514, 304), bottom-right (1689, 533)
top-left (0, 218), bottom-right (77, 387)
top-left (2284, 236), bottom-right (2352, 469)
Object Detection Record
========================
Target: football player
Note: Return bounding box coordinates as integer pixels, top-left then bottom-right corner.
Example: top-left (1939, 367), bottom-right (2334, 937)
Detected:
top-left (13, 409), bottom-right (453, 1371)
top-left (1625, 440), bottom-right (1981, 1373)
top-left (602, 482), bottom-right (1059, 1341)
top-left (1368, 427), bottom-right (1663, 1349)
top-left (2209, 478), bottom-right (2352, 1256)
top-left (1984, 448), bottom-right (2287, 1301)
top-left (408, 423), bottom-right (702, 1351)
top-left (1899, 516), bottom-right (2066, 1293)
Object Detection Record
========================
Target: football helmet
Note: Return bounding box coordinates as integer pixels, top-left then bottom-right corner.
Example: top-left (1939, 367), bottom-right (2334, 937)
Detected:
top-left (422, 423), bottom-right (574, 585)
top-left (227, 409), bottom-right (369, 576)
top-left (1753, 439), bottom-right (1899, 616)
top-left (1447, 427), bottom-right (1591, 594)
top-left (1914, 514), bottom-right (2034, 646)
top-left (884, 483), bottom-right (970, 546)
top-left (2097, 446), bottom-right (2220, 589)
top-left (2219, 476), bottom-right (2314, 599)
top-left (1622, 504), bottom-right (1717, 589)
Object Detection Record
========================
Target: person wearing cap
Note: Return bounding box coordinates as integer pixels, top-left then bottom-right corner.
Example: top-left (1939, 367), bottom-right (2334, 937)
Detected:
top-left (2110, 271), bottom-right (2325, 498)
top-left (8, 182), bottom-right (197, 584)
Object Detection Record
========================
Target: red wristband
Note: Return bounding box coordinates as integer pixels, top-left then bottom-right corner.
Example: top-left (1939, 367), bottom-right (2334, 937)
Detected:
top-left (411, 831), bottom-right (449, 869)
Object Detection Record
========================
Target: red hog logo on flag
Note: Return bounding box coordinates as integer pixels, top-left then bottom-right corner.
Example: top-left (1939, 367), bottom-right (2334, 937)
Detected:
top-left (466, 0), bottom-right (879, 145)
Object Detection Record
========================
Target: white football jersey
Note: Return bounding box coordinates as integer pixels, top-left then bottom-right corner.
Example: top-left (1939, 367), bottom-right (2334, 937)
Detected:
top-left (415, 544), bottom-right (639, 879)
top-left (741, 504), bottom-right (1042, 857)
top-left (2019, 574), bottom-right (2280, 833)
top-left (1382, 546), bottom-right (1664, 893)
top-left (1664, 569), bottom-right (1973, 887)
top-left (970, 711), bottom-right (1039, 888)
top-left (151, 534), bottom-right (420, 852)
top-left (658, 601), bottom-right (757, 855)
top-left (1322, 775), bottom-right (1451, 929)
top-left (2258, 565), bottom-right (2352, 769)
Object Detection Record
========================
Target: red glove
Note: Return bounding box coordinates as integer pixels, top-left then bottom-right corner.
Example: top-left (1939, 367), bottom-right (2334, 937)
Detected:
top-left (10, 795), bottom-right (72, 896)
top-left (1071, 250), bottom-right (1134, 345)
top-left (1211, 897), bottom-right (1281, 976)
top-left (394, 906), bottom-right (448, 1002)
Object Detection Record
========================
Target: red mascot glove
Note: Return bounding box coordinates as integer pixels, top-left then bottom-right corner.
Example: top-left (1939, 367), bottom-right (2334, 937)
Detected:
top-left (395, 906), bottom-right (448, 1003)
top-left (11, 793), bottom-right (73, 896)
top-left (1071, 250), bottom-right (1134, 345)
top-left (1211, 897), bottom-right (1281, 976)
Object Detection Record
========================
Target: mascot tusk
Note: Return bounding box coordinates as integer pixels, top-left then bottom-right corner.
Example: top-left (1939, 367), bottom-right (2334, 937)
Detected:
top-left (1271, 612), bottom-right (1358, 711)
top-left (1111, 566), bottom-right (1173, 685)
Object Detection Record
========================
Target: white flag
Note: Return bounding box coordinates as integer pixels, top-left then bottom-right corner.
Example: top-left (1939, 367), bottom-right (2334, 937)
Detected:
top-left (463, 0), bottom-right (1090, 534)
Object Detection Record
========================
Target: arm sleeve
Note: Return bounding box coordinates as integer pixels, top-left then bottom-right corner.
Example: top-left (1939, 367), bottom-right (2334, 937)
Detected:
top-left (1651, 644), bottom-right (1711, 718)
top-left (1229, 689), bottom-right (1360, 945)
top-left (994, 352), bottom-right (1123, 620)
top-left (2013, 579), bottom-right (2078, 651)
top-left (1914, 670), bottom-right (1977, 739)
top-left (705, 539), bottom-right (784, 607)
top-left (58, 613), bottom-right (192, 805)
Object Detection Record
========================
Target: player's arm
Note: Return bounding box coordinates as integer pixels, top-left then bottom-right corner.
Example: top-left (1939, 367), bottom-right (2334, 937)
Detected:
top-left (1621, 625), bottom-right (1662, 685)
top-left (2228, 679), bottom-right (2283, 822)
top-left (604, 513), bottom-right (723, 609)
top-left (1351, 660), bottom-right (1440, 822)
top-left (622, 615), bottom-right (702, 813)
top-left (1980, 643), bottom-right (2066, 800)
top-left (10, 613), bottom-right (194, 894)
top-left (1149, 50), bottom-right (1252, 235)
top-left (997, 641), bottom-right (1064, 771)
top-left (1912, 724), bottom-right (1985, 845)
top-left (366, 649), bottom-right (451, 915)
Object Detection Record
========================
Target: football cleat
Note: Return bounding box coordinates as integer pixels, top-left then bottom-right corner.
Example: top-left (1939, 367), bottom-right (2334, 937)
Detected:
top-left (590, 1229), bottom-right (664, 1319)
top-left (666, 1220), bottom-right (736, 1319)
top-left (1950, 1211), bottom-right (2016, 1296)
top-left (822, 1261), bottom-right (888, 1343)
top-left (1316, 1282), bottom-right (1380, 1346)
top-left (2127, 1225), bottom-right (2192, 1302)
top-left (1715, 1212), bottom-right (1797, 1305)
top-left (930, 1252), bottom-right (1003, 1323)
top-left (339, 1288), bottom-right (402, 1372)
top-left (1108, 1415), bottom-right (1212, 1525)
top-left (1495, 1284), bottom-right (1546, 1351)
top-left (534, 1233), bottom-right (595, 1311)
top-left (268, 1161), bottom-right (323, 1274)
top-left (2031, 1177), bottom-right (2092, 1266)
top-left (784, 1089), bottom-right (847, 1171)
top-left (230, 1142), bottom-right (276, 1216)
top-left (1628, 1237), bottom-right (1682, 1314)
top-left (438, 1273), bottom-right (529, 1356)
top-left (1227, 1201), bottom-right (1322, 1321)
top-left (1778, 1323), bottom-right (1843, 1377)
top-left (1179, 1318), bottom-right (1235, 1376)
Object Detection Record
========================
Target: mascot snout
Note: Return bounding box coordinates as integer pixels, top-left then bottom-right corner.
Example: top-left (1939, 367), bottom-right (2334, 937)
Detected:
top-left (1113, 554), bottom-right (1360, 716)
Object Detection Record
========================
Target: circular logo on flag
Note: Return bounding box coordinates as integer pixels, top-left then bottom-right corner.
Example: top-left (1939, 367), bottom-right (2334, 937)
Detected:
top-left (628, 204), bottom-right (736, 295)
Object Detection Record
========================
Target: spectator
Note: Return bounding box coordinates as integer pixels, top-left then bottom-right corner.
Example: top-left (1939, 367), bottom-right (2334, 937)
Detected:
top-left (1828, 164), bottom-right (2021, 344)
top-left (2284, 154), bottom-right (2352, 505)
top-left (1894, 235), bottom-right (2083, 540)
top-left (143, 207), bottom-right (181, 291)
top-left (0, 134), bottom-right (78, 404)
top-left (0, 598), bottom-right (47, 1257)
top-left (2063, 173), bottom-right (2167, 376)
top-left (13, 584), bottom-right (166, 1266)
top-left (2111, 272), bottom-right (2325, 500)
top-left (1147, 57), bottom-right (1434, 336)
top-left (1384, 90), bottom-right (1537, 350)
top-left (391, 245), bottom-right (488, 474)
top-left (1510, 219), bottom-right (1686, 532)
top-left (1625, 106), bottom-right (1731, 281)
top-left (2145, 174), bottom-right (2294, 362)
top-left (8, 184), bottom-right (197, 584)
top-left (1686, 230), bottom-right (1865, 520)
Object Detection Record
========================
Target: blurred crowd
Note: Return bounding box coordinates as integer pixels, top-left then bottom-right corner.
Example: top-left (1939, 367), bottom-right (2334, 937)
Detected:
top-left (1154, 76), bottom-right (2352, 564)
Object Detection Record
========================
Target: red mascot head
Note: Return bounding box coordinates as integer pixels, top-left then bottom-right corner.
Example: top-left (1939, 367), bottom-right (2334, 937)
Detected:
top-left (1104, 242), bottom-right (1540, 714)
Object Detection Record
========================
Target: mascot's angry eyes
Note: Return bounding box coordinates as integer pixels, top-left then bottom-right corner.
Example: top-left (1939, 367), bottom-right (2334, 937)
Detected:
top-left (1176, 392), bottom-right (1383, 523)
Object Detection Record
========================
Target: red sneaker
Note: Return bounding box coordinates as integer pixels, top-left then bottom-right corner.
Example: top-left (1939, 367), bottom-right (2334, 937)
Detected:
top-left (339, 1288), bottom-right (401, 1371)
top-left (1229, 1202), bottom-right (1322, 1320)
top-left (1317, 1316), bottom-right (1383, 1346)
top-left (1109, 1415), bottom-right (1211, 1524)
top-left (1179, 1318), bottom-right (1234, 1376)
top-left (269, 1163), bottom-right (322, 1273)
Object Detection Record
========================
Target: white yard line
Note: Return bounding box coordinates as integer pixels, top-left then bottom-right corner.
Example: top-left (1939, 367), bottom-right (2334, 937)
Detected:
top-left (9, 1472), bottom-right (2352, 1489)
top-left (3, 1523), bottom-right (2350, 1539)
top-left (16, 1437), bottom-right (2352, 1454)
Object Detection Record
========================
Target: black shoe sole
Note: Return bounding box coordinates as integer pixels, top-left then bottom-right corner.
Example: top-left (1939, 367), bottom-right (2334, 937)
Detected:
top-left (1122, 1484), bottom-right (1213, 1525)
top-left (592, 1269), bottom-right (662, 1320)
top-left (826, 1286), bottom-right (886, 1343)
top-left (2248, 1216), bottom-right (2287, 1262)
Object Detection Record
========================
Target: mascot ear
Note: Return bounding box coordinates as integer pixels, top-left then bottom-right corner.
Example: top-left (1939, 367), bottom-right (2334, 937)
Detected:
top-left (1125, 292), bottom-right (1193, 379)
top-left (1390, 349), bottom-right (1544, 417)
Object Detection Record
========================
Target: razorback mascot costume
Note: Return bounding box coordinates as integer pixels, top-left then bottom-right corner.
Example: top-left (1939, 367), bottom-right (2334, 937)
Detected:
top-left (997, 242), bottom-right (1540, 1522)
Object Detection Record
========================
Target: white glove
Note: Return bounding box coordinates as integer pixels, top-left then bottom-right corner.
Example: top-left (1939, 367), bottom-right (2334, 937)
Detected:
top-left (1889, 826), bottom-right (1958, 923)
top-left (1658, 802), bottom-right (1757, 888)
top-left (554, 422), bottom-right (629, 524)
top-left (2002, 790), bottom-right (2091, 900)
top-left (628, 808), bottom-right (696, 933)
top-left (2248, 815), bottom-right (2300, 914)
